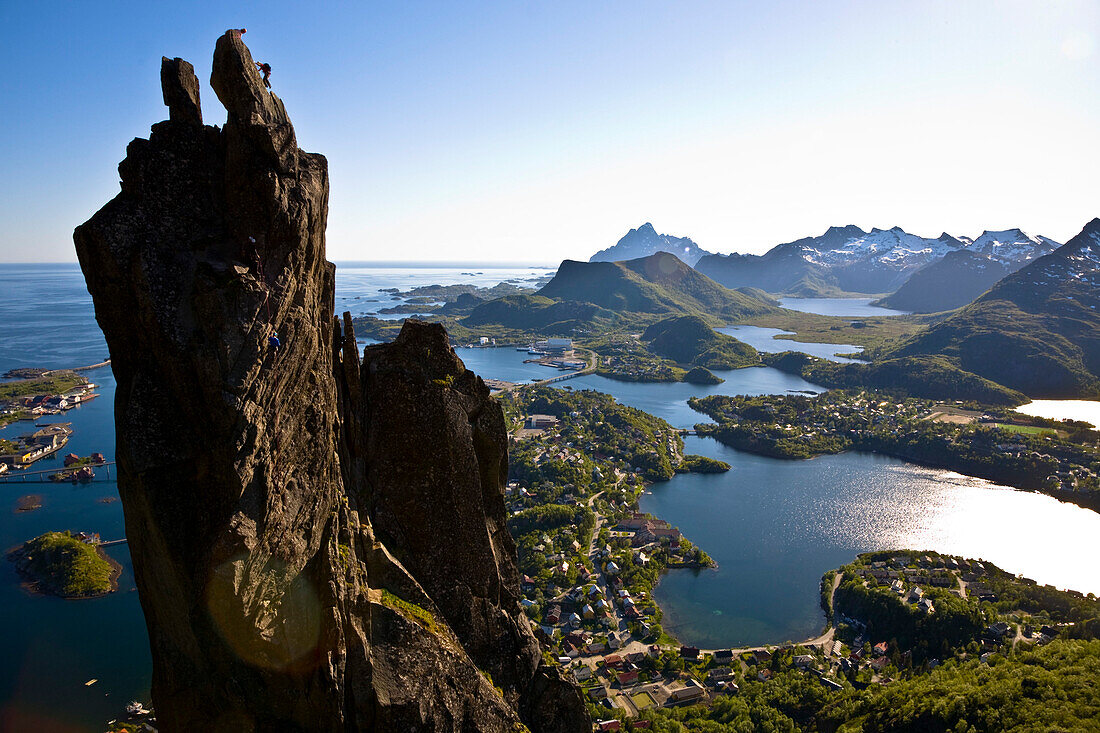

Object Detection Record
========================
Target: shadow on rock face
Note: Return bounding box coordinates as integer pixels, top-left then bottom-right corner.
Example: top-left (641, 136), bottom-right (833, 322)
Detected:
top-left (74, 30), bottom-right (589, 733)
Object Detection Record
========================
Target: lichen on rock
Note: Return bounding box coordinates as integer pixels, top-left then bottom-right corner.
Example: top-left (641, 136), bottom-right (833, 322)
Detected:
top-left (75, 30), bottom-right (588, 733)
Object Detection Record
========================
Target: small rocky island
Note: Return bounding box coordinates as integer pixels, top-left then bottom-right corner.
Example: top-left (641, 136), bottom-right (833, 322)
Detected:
top-left (684, 366), bottom-right (723, 385)
top-left (8, 531), bottom-right (121, 598)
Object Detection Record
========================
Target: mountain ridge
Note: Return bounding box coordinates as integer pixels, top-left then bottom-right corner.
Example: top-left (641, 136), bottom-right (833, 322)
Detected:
top-left (696, 224), bottom-right (1059, 297)
top-left (875, 250), bottom-right (1011, 313)
top-left (883, 218), bottom-right (1100, 398)
top-left (539, 251), bottom-right (778, 321)
top-left (590, 222), bottom-right (714, 266)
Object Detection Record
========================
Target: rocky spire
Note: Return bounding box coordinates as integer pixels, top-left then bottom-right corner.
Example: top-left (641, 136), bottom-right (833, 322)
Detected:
top-left (160, 57), bottom-right (202, 125)
top-left (75, 31), bottom-right (587, 733)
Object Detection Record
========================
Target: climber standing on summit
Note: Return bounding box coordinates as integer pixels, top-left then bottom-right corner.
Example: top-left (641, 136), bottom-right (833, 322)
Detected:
top-left (256, 61), bottom-right (272, 88)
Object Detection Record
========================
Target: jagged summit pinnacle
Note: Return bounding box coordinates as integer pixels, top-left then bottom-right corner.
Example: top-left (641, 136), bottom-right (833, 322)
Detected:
top-left (211, 31), bottom-right (286, 125)
top-left (590, 221), bottom-right (714, 266)
top-left (160, 57), bottom-right (202, 125)
top-left (74, 32), bottom-right (588, 733)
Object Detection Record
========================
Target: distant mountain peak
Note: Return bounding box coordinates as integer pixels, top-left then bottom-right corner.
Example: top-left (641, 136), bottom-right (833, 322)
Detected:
top-left (697, 222), bottom-right (1062, 297)
top-left (589, 222), bottom-right (714, 267)
top-left (965, 229), bottom-right (1060, 264)
top-left (1079, 217), bottom-right (1100, 235)
top-left (885, 217), bottom-right (1100, 398)
top-left (825, 224), bottom-right (865, 236)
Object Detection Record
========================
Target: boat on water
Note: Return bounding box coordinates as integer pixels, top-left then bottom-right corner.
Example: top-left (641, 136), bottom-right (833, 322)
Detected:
top-left (125, 700), bottom-right (151, 716)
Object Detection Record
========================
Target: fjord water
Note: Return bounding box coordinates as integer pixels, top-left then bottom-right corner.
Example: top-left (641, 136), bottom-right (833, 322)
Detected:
top-left (3, 264), bottom-right (1100, 729)
top-left (778, 297), bottom-right (910, 317)
top-left (640, 436), bottom-right (1100, 649)
top-left (0, 265), bottom-right (148, 731)
top-left (718, 325), bottom-right (865, 363)
top-left (1016, 399), bottom-right (1100, 429)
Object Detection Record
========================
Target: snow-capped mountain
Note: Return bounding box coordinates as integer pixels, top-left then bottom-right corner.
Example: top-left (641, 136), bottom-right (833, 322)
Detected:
top-left (876, 230), bottom-right (1062, 313)
top-left (1010, 220), bottom-right (1100, 294)
top-left (965, 229), bottom-right (1059, 264)
top-left (590, 223), bottom-right (714, 267)
top-left (694, 225), bottom-right (1061, 296)
top-left (885, 218), bottom-right (1100, 398)
top-left (801, 226), bottom-right (964, 268)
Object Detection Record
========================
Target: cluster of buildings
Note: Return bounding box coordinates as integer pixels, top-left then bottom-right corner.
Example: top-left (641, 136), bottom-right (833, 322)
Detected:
top-left (615, 513), bottom-right (682, 548)
top-left (2, 382), bottom-right (99, 420)
top-left (529, 338), bottom-right (574, 357)
top-left (599, 353), bottom-right (681, 382)
top-left (851, 553), bottom-right (995, 605)
top-left (706, 391), bottom-right (1099, 496)
top-left (0, 423), bottom-right (74, 468)
top-left (533, 565), bottom-right (656, 646)
top-left (583, 646), bottom-right (714, 720)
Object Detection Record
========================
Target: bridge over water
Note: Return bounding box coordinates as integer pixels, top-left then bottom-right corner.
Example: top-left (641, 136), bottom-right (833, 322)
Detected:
top-left (0, 461), bottom-right (116, 484)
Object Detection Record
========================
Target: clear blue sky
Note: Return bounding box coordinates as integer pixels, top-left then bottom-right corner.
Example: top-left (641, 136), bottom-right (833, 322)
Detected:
top-left (1, 0), bottom-right (1097, 263)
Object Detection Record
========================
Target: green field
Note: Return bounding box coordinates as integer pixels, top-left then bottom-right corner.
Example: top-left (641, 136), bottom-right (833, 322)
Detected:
top-left (992, 423), bottom-right (1059, 436)
top-left (630, 691), bottom-right (657, 710)
top-left (0, 373), bottom-right (86, 401)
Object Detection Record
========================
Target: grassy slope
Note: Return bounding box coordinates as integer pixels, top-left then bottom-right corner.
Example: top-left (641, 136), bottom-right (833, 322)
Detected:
top-left (764, 352), bottom-right (1026, 406)
top-left (0, 373), bottom-right (87, 401)
top-left (737, 309), bottom-right (947, 352)
top-left (537, 252), bottom-right (777, 323)
top-left (462, 294), bottom-right (618, 331)
top-left (643, 315), bottom-right (760, 369)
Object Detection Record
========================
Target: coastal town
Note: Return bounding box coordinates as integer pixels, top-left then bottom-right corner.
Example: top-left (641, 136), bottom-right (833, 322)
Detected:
top-left (5, 347), bottom-right (1100, 731)
top-left (554, 546), bottom-right (1098, 729)
top-left (0, 369), bottom-right (112, 482)
top-left (494, 382), bottom-right (1100, 729)
top-left (690, 389), bottom-right (1100, 506)
top-left (0, 370), bottom-right (101, 427)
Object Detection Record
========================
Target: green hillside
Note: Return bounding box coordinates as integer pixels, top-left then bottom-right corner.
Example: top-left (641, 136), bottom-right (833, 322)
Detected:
top-left (875, 250), bottom-right (1009, 314)
top-left (683, 366), bottom-right (723, 384)
top-left (884, 219), bottom-right (1100, 398)
top-left (462, 294), bottom-right (617, 333)
top-left (643, 315), bottom-right (760, 369)
top-left (765, 352), bottom-right (1026, 405)
top-left (536, 252), bottom-right (778, 321)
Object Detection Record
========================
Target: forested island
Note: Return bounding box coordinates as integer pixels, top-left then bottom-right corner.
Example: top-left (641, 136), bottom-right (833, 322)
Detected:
top-left (689, 390), bottom-right (1100, 511)
top-left (8, 531), bottom-right (120, 599)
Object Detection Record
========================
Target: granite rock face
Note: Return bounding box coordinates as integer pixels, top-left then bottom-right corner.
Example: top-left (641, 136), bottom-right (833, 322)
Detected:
top-left (75, 31), bottom-right (588, 733)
